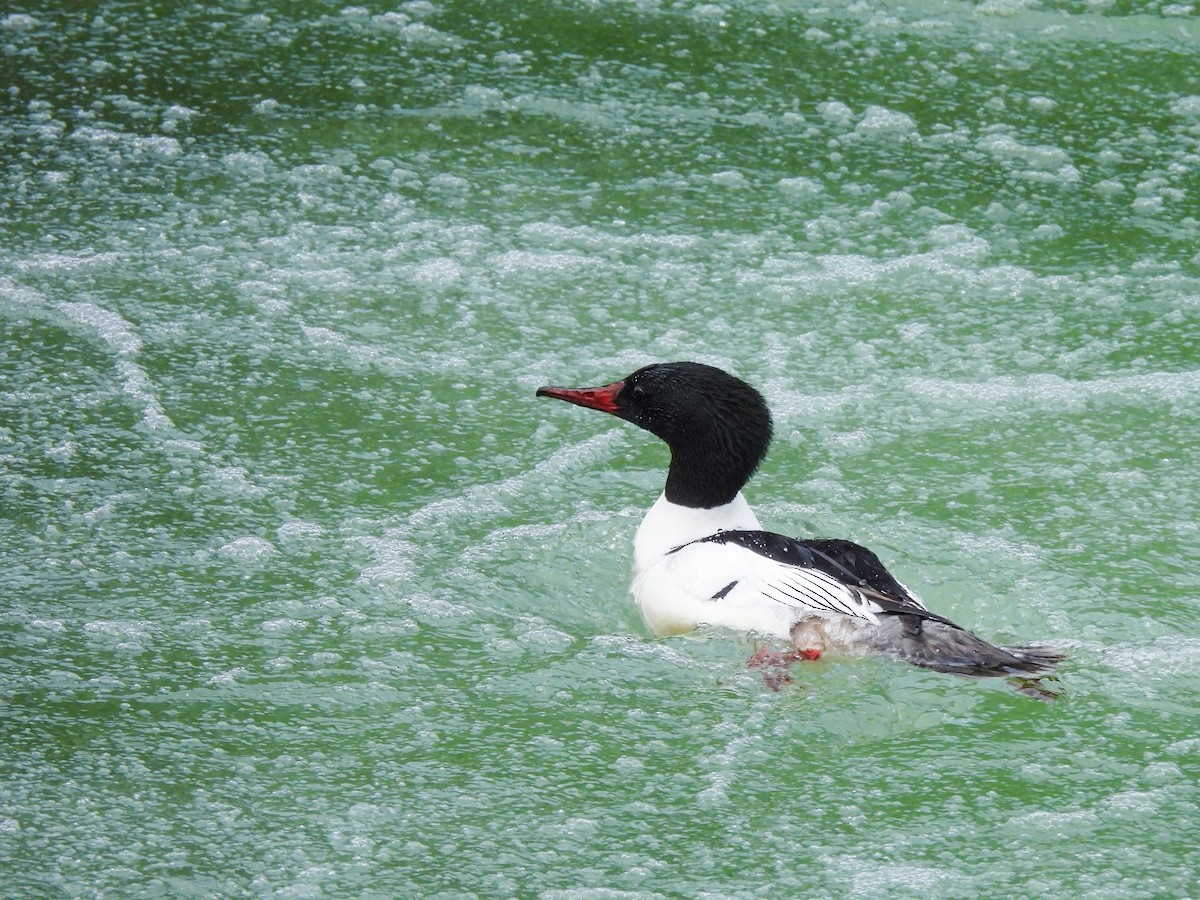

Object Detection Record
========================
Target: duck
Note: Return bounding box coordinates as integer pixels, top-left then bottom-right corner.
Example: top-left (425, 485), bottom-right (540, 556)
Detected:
top-left (537, 361), bottom-right (1062, 680)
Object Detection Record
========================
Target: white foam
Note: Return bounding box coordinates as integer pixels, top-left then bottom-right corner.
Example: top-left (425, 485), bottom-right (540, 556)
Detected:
top-left (28, 618), bottom-right (67, 633)
top-left (489, 248), bottom-right (594, 276)
top-left (2, 13), bottom-right (38, 30)
top-left (1170, 95), bottom-right (1200, 117)
top-left (412, 257), bottom-right (463, 289)
top-left (58, 301), bottom-right (141, 355)
top-left (116, 359), bottom-right (173, 431)
top-left (70, 125), bottom-right (122, 147)
top-left (277, 521), bottom-right (325, 542)
top-left (81, 492), bottom-right (134, 523)
top-left (977, 132), bottom-right (1072, 170)
top-left (261, 619), bottom-right (309, 633)
top-left (300, 323), bottom-right (404, 371)
top-left (222, 151), bottom-right (274, 179)
top-left (1006, 807), bottom-right (1098, 832)
top-left (975, 0), bottom-right (1038, 14)
top-left (855, 105), bottom-right (917, 136)
top-left (84, 620), bottom-right (153, 640)
top-left (288, 163), bottom-right (345, 185)
top-left (817, 100), bottom-right (854, 125)
top-left (56, 300), bottom-right (175, 432)
top-left (162, 104), bottom-right (198, 122)
top-left (216, 535), bottom-right (279, 562)
top-left (407, 430), bottom-right (624, 532)
top-left (207, 667), bottom-right (250, 686)
top-left (353, 536), bottom-right (419, 583)
top-left (709, 169), bottom-right (748, 187)
top-left (513, 615), bottom-right (573, 646)
top-left (904, 368), bottom-right (1200, 411)
top-left (1101, 635), bottom-right (1200, 681)
top-left (129, 135), bottom-right (181, 158)
top-left (45, 440), bottom-right (77, 462)
top-left (461, 84), bottom-right (505, 108)
top-left (211, 467), bottom-right (269, 499)
top-left (427, 172), bottom-right (470, 194)
top-left (777, 177), bottom-right (825, 200)
top-left (388, 21), bottom-right (459, 46)
top-left (405, 592), bottom-right (474, 619)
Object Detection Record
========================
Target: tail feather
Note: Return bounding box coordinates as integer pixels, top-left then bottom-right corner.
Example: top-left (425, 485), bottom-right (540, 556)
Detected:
top-left (873, 615), bottom-right (1064, 678)
top-left (997, 644), bottom-right (1066, 676)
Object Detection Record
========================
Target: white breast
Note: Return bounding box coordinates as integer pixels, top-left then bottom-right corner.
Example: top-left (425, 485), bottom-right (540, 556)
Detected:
top-left (630, 492), bottom-right (892, 644)
top-left (632, 492), bottom-right (762, 573)
top-left (631, 492), bottom-right (786, 638)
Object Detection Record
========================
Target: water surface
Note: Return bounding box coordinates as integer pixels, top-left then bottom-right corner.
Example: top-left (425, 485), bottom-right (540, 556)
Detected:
top-left (2, 1), bottom-right (1199, 896)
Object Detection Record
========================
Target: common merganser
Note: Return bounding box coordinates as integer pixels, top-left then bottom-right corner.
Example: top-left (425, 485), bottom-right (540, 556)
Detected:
top-left (537, 361), bottom-right (1062, 679)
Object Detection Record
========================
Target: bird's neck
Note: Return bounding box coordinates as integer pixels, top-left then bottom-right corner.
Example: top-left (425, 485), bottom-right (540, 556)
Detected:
top-left (633, 492), bottom-right (762, 573)
top-left (663, 440), bottom-right (761, 509)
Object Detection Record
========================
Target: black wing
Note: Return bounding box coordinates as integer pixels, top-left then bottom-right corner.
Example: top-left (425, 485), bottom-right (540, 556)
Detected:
top-left (683, 530), bottom-right (931, 613)
top-left (799, 537), bottom-right (925, 609)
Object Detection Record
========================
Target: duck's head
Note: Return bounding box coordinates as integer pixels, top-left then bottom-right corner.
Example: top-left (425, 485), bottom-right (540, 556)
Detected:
top-left (537, 361), bottom-right (773, 509)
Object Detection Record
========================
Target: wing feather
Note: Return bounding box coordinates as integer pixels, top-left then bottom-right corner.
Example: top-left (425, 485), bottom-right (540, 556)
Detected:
top-left (752, 563), bottom-right (884, 624)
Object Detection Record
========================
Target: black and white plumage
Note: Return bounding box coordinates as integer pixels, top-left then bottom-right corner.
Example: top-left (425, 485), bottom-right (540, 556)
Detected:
top-left (537, 361), bottom-right (1062, 678)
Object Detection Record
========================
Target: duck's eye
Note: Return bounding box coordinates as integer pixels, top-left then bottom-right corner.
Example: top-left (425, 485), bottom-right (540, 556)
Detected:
top-left (630, 383), bottom-right (646, 401)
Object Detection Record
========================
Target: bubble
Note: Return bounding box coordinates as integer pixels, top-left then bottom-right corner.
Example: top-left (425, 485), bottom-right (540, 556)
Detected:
top-left (709, 170), bottom-right (748, 187)
top-left (2, 13), bottom-right (38, 30)
top-left (216, 536), bottom-right (279, 562)
top-left (817, 100), bottom-right (854, 125)
top-left (1170, 95), bottom-right (1200, 117)
top-left (776, 176), bottom-right (824, 199)
top-left (855, 105), bottom-right (917, 136)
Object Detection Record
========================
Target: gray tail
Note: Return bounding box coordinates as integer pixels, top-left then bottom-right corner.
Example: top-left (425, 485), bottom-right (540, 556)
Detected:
top-left (875, 615), bottom-right (1064, 678)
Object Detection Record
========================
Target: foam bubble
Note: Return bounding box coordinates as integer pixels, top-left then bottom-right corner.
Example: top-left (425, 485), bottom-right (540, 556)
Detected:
top-left (58, 302), bottom-right (141, 355)
top-left (28, 618), bottom-right (67, 633)
top-left (428, 172), bottom-right (470, 194)
top-left (2, 13), bottom-right (38, 30)
top-left (412, 257), bottom-right (463, 289)
top-left (222, 151), bottom-right (273, 179)
top-left (817, 100), bottom-right (854, 125)
top-left (975, 0), bottom-right (1038, 14)
top-left (977, 133), bottom-right (1071, 170)
top-left (55, 301), bottom-right (174, 432)
top-left (709, 170), bottom-right (748, 187)
top-left (216, 535), bottom-right (279, 562)
top-left (84, 620), bottom-right (152, 641)
top-left (129, 135), bottom-right (181, 158)
top-left (855, 105), bottom-right (917, 136)
top-left (277, 521), bottom-right (325, 542)
top-left (1170, 95), bottom-right (1200, 117)
top-left (261, 619), bottom-right (308, 633)
top-left (288, 163), bottom-right (345, 185)
top-left (207, 667), bottom-right (250, 686)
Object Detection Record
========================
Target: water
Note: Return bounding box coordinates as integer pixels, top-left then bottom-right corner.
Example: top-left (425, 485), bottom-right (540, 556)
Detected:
top-left (2, 0), bottom-right (1199, 896)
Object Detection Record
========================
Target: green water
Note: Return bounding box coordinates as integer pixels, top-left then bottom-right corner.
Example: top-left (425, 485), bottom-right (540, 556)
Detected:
top-left (3, 0), bottom-right (1199, 896)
